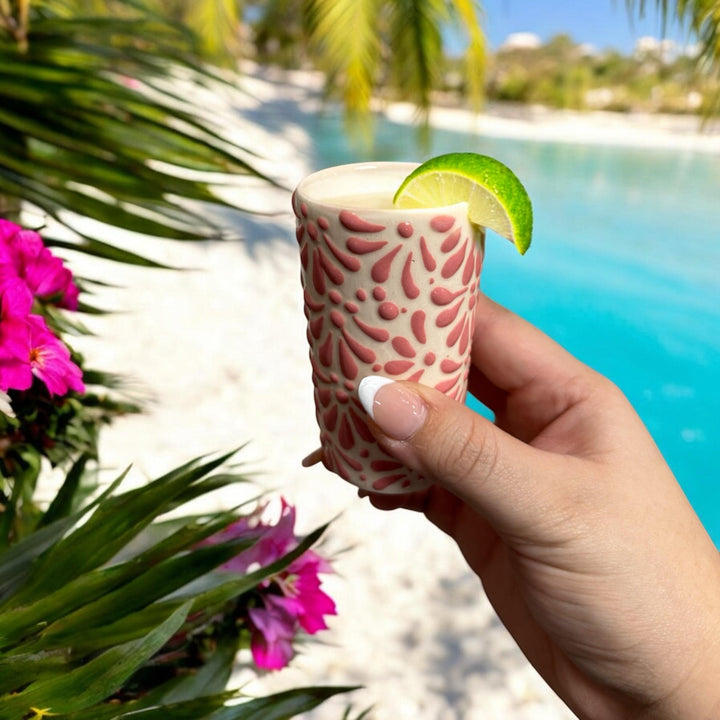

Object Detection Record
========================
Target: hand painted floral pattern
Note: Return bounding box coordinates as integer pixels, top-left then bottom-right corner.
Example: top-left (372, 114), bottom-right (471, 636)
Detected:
top-left (295, 194), bottom-right (484, 493)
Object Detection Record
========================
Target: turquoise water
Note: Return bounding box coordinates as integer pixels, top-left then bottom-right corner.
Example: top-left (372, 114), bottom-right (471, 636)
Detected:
top-left (304, 112), bottom-right (720, 543)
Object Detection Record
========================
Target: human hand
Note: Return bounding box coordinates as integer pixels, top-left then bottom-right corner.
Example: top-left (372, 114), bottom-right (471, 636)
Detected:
top-left (357, 294), bottom-right (720, 720)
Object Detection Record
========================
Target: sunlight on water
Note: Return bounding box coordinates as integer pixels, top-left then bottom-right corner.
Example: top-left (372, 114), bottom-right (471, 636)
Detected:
top-left (305, 112), bottom-right (720, 542)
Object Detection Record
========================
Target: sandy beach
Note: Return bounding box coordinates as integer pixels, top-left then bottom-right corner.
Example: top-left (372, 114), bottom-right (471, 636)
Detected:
top-left (385, 97), bottom-right (720, 154)
top-left (66, 64), bottom-right (716, 719)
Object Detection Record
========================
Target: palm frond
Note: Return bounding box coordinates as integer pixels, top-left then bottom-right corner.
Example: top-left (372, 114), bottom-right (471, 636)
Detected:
top-left (625, 0), bottom-right (720, 114)
top-left (306, 0), bottom-right (381, 114)
top-left (450, 0), bottom-right (487, 110)
top-left (388, 0), bottom-right (447, 113)
top-left (0, 1), bottom-right (276, 265)
top-left (184, 0), bottom-right (243, 61)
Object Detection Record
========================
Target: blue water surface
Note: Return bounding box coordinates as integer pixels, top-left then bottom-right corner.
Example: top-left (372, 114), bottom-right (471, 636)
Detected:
top-left (303, 111), bottom-right (720, 543)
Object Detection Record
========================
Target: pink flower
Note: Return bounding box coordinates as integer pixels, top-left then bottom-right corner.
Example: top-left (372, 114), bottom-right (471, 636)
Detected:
top-left (0, 220), bottom-right (79, 309)
top-left (0, 221), bottom-right (84, 395)
top-left (218, 500), bottom-right (297, 573)
top-left (204, 499), bottom-right (337, 671)
top-left (284, 553), bottom-right (337, 634)
top-left (248, 595), bottom-right (297, 670)
top-left (26, 315), bottom-right (84, 395)
top-left (0, 277), bottom-right (33, 391)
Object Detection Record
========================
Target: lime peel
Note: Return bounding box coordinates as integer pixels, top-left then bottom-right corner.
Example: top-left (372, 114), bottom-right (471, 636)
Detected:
top-left (393, 152), bottom-right (533, 255)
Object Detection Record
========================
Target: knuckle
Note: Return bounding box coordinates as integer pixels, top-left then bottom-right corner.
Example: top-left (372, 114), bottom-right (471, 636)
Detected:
top-left (432, 415), bottom-right (500, 484)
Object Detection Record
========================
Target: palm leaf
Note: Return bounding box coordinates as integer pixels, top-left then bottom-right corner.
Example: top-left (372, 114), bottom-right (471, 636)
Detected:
top-left (184, 0), bottom-right (243, 61)
top-left (626, 1), bottom-right (720, 86)
top-left (450, 0), bottom-right (487, 110)
top-left (388, 0), bottom-right (446, 112)
top-left (0, 1), bottom-right (276, 265)
top-left (306, 0), bottom-right (381, 113)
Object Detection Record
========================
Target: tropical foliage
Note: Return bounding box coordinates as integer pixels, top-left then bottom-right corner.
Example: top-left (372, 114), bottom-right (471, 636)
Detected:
top-left (0, 219), bottom-right (137, 547)
top-left (627, 0), bottom-right (720, 112)
top-left (0, 0), bottom-right (488, 264)
top-left (0, 3), bottom-right (356, 712)
top-left (0, 0), bottom-right (272, 265)
top-left (156, 0), bottom-right (487, 115)
top-left (627, 0), bottom-right (720, 72)
top-left (0, 448), bottom-right (350, 718)
top-left (481, 32), bottom-right (717, 114)
top-left (1, 0), bottom-right (718, 717)
top-left (0, 213), bottom-right (348, 716)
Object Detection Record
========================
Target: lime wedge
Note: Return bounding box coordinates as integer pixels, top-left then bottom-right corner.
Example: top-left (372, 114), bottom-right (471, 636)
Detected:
top-left (393, 152), bottom-right (533, 254)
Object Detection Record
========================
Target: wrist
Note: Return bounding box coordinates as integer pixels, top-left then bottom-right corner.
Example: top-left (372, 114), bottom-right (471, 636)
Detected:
top-left (633, 628), bottom-right (720, 720)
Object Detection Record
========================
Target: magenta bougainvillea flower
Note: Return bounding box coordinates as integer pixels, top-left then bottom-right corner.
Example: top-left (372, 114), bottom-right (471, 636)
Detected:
top-left (0, 220), bottom-right (83, 396)
top-left (247, 594), bottom-right (298, 670)
top-left (0, 220), bottom-right (79, 310)
top-left (27, 315), bottom-right (85, 395)
top-left (206, 499), bottom-right (337, 670)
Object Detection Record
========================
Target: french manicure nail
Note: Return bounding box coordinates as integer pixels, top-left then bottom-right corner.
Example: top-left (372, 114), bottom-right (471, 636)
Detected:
top-left (358, 376), bottom-right (427, 440)
top-left (358, 376), bottom-right (393, 420)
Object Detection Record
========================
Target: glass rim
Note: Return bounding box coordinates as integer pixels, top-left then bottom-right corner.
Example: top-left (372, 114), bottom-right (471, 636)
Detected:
top-left (294, 161), bottom-right (468, 213)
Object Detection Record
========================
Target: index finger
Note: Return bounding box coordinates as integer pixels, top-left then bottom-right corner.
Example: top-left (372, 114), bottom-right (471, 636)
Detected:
top-left (471, 293), bottom-right (593, 395)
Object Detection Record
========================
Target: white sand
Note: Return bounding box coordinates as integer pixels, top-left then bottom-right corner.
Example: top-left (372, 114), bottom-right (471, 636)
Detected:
top-left (64, 64), bottom-right (715, 718)
top-left (385, 99), bottom-right (720, 154)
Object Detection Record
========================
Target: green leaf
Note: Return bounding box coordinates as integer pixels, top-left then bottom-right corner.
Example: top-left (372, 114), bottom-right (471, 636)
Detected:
top-left (62, 686), bottom-right (358, 720)
top-left (0, 470), bottom-right (125, 602)
top-left (39, 454), bottom-right (90, 527)
top-left (307, 0), bottom-right (381, 113)
top-left (145, 632), bottom-right (241, 705)
top-left (71, 692), bottom-right (241, 720)
top-left (0, 3), bottom-right (276, 263)
top-left (388, 0), bottom-right (447, 111)
top-left (49, 599), bottom-right (189, 657)
top-left (45, 236), bottom-right (174, 268)
top-left (173, 524), bottom-right (329, 614)
top-left (0, 601), bottom-right (192, 718)
top-left (22, 539), bottom-right (253, 653)
top-left (0, 648), bottom-right (71, 695)
top-left (10, 451), bottom-right (238, 603)
top-left (207, 686), bottom-right (361, 720)
top-left (0, 511), bottom-right (248, 649)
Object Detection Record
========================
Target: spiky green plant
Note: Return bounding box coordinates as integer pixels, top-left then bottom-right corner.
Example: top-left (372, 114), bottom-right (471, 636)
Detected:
top-left (0, 449), bottom-right (355, 718)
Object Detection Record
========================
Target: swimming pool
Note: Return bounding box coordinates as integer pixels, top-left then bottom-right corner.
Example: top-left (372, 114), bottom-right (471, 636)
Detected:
top-left (305, 112), bottom-right (720, 543)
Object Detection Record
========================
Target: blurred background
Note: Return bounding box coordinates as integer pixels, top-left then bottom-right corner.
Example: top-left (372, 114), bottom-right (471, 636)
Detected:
top-left (2, 1), bottom-right (718, 718)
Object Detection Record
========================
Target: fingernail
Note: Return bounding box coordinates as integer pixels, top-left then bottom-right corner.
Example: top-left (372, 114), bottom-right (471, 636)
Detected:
top-left (358, 376), bottom-right (427, 440)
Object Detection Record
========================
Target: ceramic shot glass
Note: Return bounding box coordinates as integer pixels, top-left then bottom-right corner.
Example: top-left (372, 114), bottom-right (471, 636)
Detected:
top-left (293, 162), bottom-right (484, 494)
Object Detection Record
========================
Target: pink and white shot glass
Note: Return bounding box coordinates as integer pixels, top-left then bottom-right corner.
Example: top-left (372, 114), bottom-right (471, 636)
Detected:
top-left (293, 162), bottom-right (484, 494)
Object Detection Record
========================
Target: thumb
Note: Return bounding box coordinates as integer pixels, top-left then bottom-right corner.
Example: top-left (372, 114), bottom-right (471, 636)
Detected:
top-left (358, 376), bottom-right (573, 538)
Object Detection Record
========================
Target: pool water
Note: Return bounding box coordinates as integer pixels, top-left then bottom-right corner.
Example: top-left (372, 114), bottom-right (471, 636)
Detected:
top-left (305, 112), bottom-right (720, 543)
